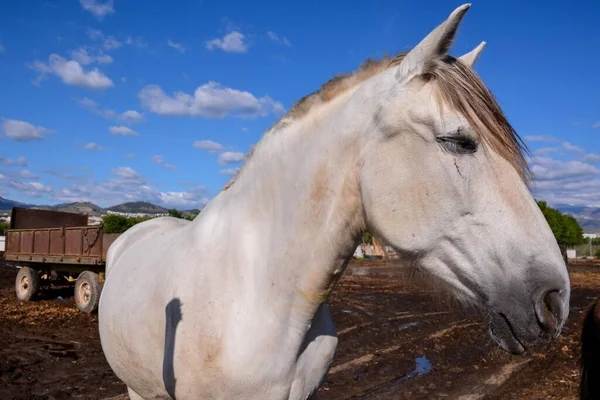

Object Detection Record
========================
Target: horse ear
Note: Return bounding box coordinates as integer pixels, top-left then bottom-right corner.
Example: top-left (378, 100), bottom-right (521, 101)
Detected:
top-left (396, 3), bottom-right (471, 83)
top-left (458, 41), bottom-right (486, 68)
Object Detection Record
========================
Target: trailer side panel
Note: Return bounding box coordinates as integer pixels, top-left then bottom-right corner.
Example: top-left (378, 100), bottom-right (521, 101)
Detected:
top-left (10, 207), bottom-right (89, 229)
top-left (4, 226), bottom-right (106, 265)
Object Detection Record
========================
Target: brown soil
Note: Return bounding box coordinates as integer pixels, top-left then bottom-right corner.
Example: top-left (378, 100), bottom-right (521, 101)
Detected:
top-left (0, 259), bottom-right (598, 399)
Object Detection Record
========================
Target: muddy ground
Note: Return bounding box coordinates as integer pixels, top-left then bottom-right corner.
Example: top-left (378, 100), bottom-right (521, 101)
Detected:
top-left (1, 259), bottom-right (599, 400)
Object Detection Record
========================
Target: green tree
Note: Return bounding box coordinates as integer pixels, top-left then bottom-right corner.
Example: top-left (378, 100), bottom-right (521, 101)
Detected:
top-left (184, 211), bottom-right (199, 221)
top-left (0, 221), bottom-right (9, 235)
top-left (536, 200), bottom-right (584, 245)
top-left (102, 214), bottom-right (152, 234)
top-left (168, 209), bottom-right (183, 219)
top-left (168, 208), bottom-right (200, 221)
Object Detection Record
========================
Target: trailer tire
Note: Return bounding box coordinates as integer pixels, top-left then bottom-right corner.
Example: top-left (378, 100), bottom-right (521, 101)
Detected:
top-left (75, 271), bottom-right (101, 313)
top-left (15, 267), bottom-right (41, 301)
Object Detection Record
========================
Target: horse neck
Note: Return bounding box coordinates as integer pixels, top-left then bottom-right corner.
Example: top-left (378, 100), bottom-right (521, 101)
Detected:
top-left (203, 99), bottom-right (368, 321)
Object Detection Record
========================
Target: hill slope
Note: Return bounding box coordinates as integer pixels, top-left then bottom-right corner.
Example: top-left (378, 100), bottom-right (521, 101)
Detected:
top-left (40, 202), bottom-right (106, 217)
top-left (0, 196), bottom-right (33, 211)
top-left (555, 204), bottom-right (600, 233)
top-left (107, 201), bottom-right (168, 214)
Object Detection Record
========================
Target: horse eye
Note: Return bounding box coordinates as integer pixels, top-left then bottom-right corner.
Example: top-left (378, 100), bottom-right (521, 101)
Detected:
top-left (437, 135), bottom-right (478, 154)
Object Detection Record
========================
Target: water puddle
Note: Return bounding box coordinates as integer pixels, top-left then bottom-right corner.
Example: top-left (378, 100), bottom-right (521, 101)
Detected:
top-left (398, 322), bottom-right (419, 331)
top-left (392, 355), bottom-right (432, 386)
top-left (42, 342), bottom-right (79, 360)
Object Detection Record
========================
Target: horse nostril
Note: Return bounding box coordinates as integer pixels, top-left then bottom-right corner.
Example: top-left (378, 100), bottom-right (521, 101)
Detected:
top-left (536, 290), bottom-right (563, 332)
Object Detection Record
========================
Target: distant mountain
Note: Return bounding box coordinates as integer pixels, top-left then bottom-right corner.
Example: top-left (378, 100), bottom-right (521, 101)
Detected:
top-left (555, 204), bottom-right (600, 233)
top-left (0, 196), bottom-right (34, 211)
top-left (35, 202), bottom-right (106, 217)
top-left (107, 201), bottom-right (168, 214)
top-left (0, 197), bottom-right (169, 216)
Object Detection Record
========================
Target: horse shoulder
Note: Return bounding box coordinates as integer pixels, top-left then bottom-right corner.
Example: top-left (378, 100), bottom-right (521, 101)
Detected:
top-left (105, 216), bottom-right (190, 277)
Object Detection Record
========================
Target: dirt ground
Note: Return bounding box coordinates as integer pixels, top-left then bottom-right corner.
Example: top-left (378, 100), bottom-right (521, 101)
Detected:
top-left (1, 258), bottom-right (599, 400)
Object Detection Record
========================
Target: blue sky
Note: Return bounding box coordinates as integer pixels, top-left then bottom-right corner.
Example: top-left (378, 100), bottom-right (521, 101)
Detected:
top-left (0, 0), bottom-right (599, 209)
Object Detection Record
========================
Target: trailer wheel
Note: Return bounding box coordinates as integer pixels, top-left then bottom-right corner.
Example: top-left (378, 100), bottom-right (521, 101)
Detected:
top-left (75, 271), bottom-right (101, 313)
top-left (15, 267), bottom-right (41, 301)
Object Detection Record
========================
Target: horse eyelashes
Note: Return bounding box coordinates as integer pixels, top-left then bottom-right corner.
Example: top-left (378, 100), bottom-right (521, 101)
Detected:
top-left (437, 136), bottom-right (478, 154)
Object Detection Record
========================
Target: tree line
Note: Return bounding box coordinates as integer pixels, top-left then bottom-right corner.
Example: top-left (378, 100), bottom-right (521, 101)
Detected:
top-left (102, 209), bottom-right (199, 234)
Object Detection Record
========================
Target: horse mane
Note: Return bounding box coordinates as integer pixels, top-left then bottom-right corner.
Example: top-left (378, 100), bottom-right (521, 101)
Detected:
top-left (221, 51), bottom-right (530, 192)
top-left (580, 297), bottom-right (600, 400)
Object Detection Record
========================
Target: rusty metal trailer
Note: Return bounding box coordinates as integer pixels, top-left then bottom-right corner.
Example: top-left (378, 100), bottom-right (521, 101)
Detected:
top-left (2, 207), bottom-right (121, 313)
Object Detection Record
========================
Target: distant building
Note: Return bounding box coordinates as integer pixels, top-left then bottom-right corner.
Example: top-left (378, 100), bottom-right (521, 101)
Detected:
top-left (88, 216), bottom-right (103, 225)
top-left (104, 210), bottom-right (168, 218)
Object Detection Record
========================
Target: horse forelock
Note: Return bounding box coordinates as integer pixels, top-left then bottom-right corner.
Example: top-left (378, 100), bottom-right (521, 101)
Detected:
top-left (221, 51), bottom-right (530, 192)
top-left (427, 58), bottom-right (531, 184)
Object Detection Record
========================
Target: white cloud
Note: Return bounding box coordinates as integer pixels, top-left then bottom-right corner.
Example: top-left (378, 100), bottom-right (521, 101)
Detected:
top-left (220, 168), bottom-right (239, 175)
top-left (585, 153), bottom-right (600, 163)
top-left (43, 167), bottom-right (92, 182)
top-left (2, 119), bottom-right (53, 141)
top-left (77, 98), bottom-right (144, 125)
top-left (97, 54), bottom-right (113, 64)
top-left (79, 0), bottom-right (114, 19)
top-left (193, 139), bottom-right (224, 153)
top-left (84, 142), bottom-right (103, 151)
top-left (593, 122), bottom-right (600, 129)
top-left (87, 29), bottom-right (122, 50)
top-left (532, 178), bottom-right (600, 207)
top-left (528, 148), bottom-right (600, 207)
top-left (125, 36), bottom-right (147, 48)
top-left (111, 166), bottom-right (144, 183)
top-left (529, 156), bottom-right (600, 181)
top-left (71, 47), bottom-right (113, 65)
top-left (157, 188), bottom-right (207, 207)
top-left (52, 167), bottom-right (209, 208)
top-left (266, 31), bottom-right (291, 47)
top-left (206, 31), bottom-right (248, 53)
top-left (534, 147), bottom-right (558, 156)
top-left (125, 153), bottom-right (136, 159)
top-left (151, 155), bottom-right (176, 170)
top-left (138, 82), bottom-right (285, 119)
top-left (167, 40), bottom-right (187, 53)
top-left (109, 125), bottom-right (138, 136)
top-left (524, 135), bottom-right (559, 143)
top-left (241, 127), bottom-right (249, 132)
top-left (561, 141), bottom-right (584, 153)
top-left (103, 36), bottom-right (122, 50)
top-left (16, 170), bottom-right (39, 180)
top-left (0, 155), bottom-right (27, 167)
top-left (87, 28), bottom-right (103, 40)
top-left (77, 97), bottom-right (117, 119)
top-left (218, 151), bottom-right (246, 165)
top-left (0, 169), bottom-right (39, 180)
top-left (29, 54), bottom-right (113, 89)
top-left (8, 180), bottom-right (52, 197)
top-left (119, 110), bottom-right (144, 124)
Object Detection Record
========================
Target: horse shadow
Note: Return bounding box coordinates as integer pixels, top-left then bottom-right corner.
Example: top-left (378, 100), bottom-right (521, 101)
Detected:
top-left (163, 298), bottom-right (182, 399)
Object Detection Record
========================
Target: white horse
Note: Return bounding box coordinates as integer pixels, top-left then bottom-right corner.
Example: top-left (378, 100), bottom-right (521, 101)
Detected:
top-left (99, 4), bottom-right (570, 399)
